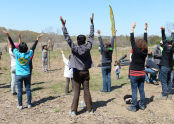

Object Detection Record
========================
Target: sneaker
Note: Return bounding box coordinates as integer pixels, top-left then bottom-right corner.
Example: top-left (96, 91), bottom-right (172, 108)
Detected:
top-left (69, 111), bottom-right (76, 116)
top-left (27, 105), bottom-right (32, 108)
top-left (145, 81), bottom-right (150, 84)
top-left (89, 109), bottom-right (94, 114)
top-left (17, 106), bottom-right (23, 110)
top-left (168, 94), bottom-right (173, 100)
top-left (155, 94), bottom-right (167, 100)
top-left (101, 90), bottom-right (107, 92)
top-left (138, 105), bottom-right (146, 110)
top-left (127, 106), bottom-right (137, 112)
top-left (153, 81), bottom-right (159, 85)
top-left (12, 92), bottom-right (17, 95)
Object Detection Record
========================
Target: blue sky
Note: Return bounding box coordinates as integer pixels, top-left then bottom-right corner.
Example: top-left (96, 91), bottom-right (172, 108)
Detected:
top-left (0, 0), bottom-right (174, 36)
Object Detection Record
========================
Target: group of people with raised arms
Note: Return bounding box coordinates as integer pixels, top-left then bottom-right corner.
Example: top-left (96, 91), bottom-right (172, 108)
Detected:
top-left (1, 13), bottom-right (174, 115)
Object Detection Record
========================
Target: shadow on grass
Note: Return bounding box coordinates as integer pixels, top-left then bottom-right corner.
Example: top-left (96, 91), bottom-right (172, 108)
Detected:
top-left (32, 82), bottom-right (45, 86)
top-left (111, 83), bottom-right (127, 91)
top-left (23, 87), bottom-right (44, 94)
top-left (32, 96), bottom-right (60, 107)
top-left (0, 84), bottom-right (11, 88)
top-left (48, 68), bottom-right (62, 72)
top-left (93, 98), bottom-right (115, 112)
top-left (77, 98), bottom-right (115, 114)
top-left (145, 96), bottom-right (154, 106)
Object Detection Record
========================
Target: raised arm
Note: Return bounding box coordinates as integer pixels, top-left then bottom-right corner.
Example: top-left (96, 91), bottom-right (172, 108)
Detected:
top-left (60, 16), bottom-right (77, 49)
top-left (61, 51), bottom-right (69, 65)
top-left (130, 22), bottom-right (136, 50)
top-left (31, 34), bottom-right (43, 51)
top-left (7, 38), bottom-right (12, 48)
top-left (161, 26), bottom-right (166, 42)
top-left (97, 30), bottom-right (104, 47)
top-left (144, 23), bottom-right (148, 42)
top-left (2, 30), bottom-right (15, 51)
top-left (47, 40), bottom-right (50, 49)
top-left (18, 33), bottom-right (22, 43)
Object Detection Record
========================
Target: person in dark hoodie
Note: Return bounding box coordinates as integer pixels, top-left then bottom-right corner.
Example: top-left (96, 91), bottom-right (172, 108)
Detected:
top-left (127, 22), bottom-right (148, 112)
top-left (2, 30), bottom-right (43, 110)
top-left (156, 27), bottom-right (174, 100)
top-left (97, 30), bottom-right (116, 92)
top-left (145, 53), bottom-right (159, 85)
top-left (171, 30), bottom-right (174, 87)
top-left (60, 13), bottom-right (94, 116)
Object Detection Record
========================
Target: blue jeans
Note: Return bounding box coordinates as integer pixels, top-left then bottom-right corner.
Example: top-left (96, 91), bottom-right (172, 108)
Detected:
top-left (145, 68), bottom-right (157, 83)
top-left (115, 72), bottom-right (119, 80)
top-left (102, 66), bottom-right (111, 92)
top-left (16, 75), bottom-right (32, 106)
top-left (160, 66), bottom-right (172, 96)
top-left (11, 66), bottom-right (16, 93)
top-left (130, 76), bottom-right (145, 107)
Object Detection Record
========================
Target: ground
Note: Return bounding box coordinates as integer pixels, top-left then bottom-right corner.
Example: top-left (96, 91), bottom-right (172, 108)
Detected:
top-left (0, 48), bottom-right (174, 124)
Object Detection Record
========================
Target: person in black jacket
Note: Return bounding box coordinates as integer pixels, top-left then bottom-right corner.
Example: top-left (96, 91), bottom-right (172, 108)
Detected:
top-left (127, 22), bottom-right (148, 112)
top-left (60, 13), bottom-right (94, 116)
top-left (2, 30), bottom-right (43, 109)
top-left (156, 27), bottom-right (174, 100)
top-left (97, 30), bottom-right (116, 92)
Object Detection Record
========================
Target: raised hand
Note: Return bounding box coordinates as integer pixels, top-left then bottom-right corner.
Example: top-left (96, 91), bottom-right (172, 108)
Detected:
top-left (160, 26), bottom-right (165, 30)
top-left (60, 16), bottom-right (66, 27)
top-left (145, 23), bottom-right (148, 31)
top-left (48, 40), bottom-right (51, 43)
top-left (90, 13), bottom-right (94, 24)
top-left (97, 30), bottom-right (101, 35)
top-left (61, 50), bottom-right (64, 54)
top-left (37, 33), bottom-right (44, 41)
top-left (131, 22), bottom-right (136, 32)
top-left (2, 30), bottom-right (9, 36)
top-left (114, 30), bottom-right (117, 36)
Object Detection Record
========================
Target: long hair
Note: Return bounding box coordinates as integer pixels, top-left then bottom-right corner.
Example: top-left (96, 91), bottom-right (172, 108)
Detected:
top-left (135, 39), bottom-right (148, 51)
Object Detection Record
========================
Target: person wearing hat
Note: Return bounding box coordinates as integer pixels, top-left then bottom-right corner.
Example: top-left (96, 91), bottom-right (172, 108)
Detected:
top-left (156, 27), bottom-right (174, 100)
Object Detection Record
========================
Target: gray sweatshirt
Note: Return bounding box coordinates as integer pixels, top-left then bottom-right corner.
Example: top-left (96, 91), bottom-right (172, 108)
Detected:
top-left (62, 24), bottom-right (94, 70)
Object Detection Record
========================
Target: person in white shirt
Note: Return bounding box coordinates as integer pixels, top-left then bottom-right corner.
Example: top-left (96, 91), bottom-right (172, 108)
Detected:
top-left (8, 33), bottom-right (21, 95)
top-left (115, 61), bottom-right (121, 80)
top-left (61, 51), bottom-right (73, 94)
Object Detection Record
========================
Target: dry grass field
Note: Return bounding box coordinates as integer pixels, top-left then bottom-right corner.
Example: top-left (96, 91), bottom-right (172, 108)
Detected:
top-left (0, 47), bottom-right (174, 124)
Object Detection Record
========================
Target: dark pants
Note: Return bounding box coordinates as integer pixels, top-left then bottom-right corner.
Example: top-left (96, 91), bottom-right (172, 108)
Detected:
top-left (160, 66), bottom-right (172, 96)
top-left (101, 66), bottom-right (111, 92)
top-left (71, 70), bottom-right (92, 112)
top-left (65, 78), bottom-right (74, 93)
top-left (130, 76), bottom-right (145, 107)
top-left (16, 75), bottom-right (32, 106)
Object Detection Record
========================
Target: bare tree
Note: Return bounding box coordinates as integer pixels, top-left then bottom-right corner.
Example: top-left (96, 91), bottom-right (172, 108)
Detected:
top-left (42, 27), bottom-right (60, 51)
top-left (166, 22), bottom-right (174, 35)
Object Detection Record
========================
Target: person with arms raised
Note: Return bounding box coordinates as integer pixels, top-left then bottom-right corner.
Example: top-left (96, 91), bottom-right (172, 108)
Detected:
top-left (60, 13), bottom-right (94, 116)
